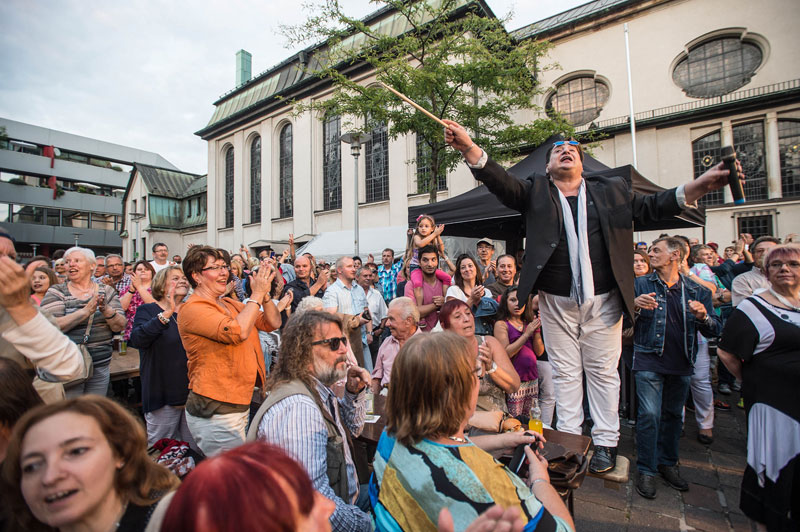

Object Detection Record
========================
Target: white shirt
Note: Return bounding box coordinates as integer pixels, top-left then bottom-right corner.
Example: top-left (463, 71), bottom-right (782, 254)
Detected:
top-left (445, 285), bottom-right (493, 303)
top-left (364, 286), bottom-right (388, 328)
top-left (149, 260), bottom-right (171, 274)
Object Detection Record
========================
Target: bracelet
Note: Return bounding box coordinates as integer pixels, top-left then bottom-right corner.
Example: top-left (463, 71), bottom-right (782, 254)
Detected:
top-left (157, 312), bottom-right (170, 325)
top-left (460, 142), bottom-right (475, 155)
top-left (530, 478), bottom-right (548, 487)
top-left (128, 287), bottom-right (136, 294)
top-left (246, 300), bottom-right (260, 307)
top-left (486, 361), bottom-right (498, 375)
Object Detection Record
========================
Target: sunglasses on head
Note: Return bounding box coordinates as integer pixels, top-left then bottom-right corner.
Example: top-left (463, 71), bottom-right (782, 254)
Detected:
top-left (552, 140), bottom-right (580, 148)
top-left (311, 336), bottom-right (348, 351)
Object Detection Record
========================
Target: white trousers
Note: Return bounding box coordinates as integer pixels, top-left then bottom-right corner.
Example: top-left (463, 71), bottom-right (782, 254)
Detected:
top-left (539, 290), bottom-right (623, 447)
top-left (537, 360), bottom-right (556, 427)
top-left (185, 410), bottom-right (248, 457)
top-left (145, 405), bottom-right (198, 450)
top-left (690, 342), bottom-right (715, 430)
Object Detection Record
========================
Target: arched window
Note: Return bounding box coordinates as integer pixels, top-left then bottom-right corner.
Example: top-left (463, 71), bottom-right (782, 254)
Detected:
top-left (692, 131), bottom-right (723, 207)
top-left (733, 122), bottom-right (767, 201)
top-left (322, 113), bottom-right (342, 210)
top-left (779, 119), bottom-right (800, 198)
top-left (279, 124), bottom-right (293, 218)
top-left (546, 76), bottom-right (609, 126)
top-left (250, 136), bottom-right (261, 224)
top-left (365, 117), bottom-right (389, 203)
top-left (416, 134), bottom-right (445, 193)
top-left (224, 147), bottom-right (234, 228)
top-left (673, 37), bottom-right (762, 98)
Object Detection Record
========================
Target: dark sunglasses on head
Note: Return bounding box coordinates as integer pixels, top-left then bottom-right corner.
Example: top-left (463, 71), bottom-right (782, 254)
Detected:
top-left (311, 336), bottom-right (348, 351)
top-left (552, 140), bottom-right (580, 148)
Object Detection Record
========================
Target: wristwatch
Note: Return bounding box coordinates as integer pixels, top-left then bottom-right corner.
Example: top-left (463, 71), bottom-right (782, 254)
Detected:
top-left (486, 361), bottom-right (498, 375)
top-left (128, 286), bottom-right (136, 294)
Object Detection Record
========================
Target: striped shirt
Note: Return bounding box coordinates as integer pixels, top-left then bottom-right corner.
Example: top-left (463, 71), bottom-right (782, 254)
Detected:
top-left (257, 379), bottom-right (370, 532)
top-left (377, 262), bottom-right (403, 303)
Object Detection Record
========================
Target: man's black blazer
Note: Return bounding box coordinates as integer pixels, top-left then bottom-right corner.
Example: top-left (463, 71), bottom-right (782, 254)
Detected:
top-left (471, 158), bottom-right (683, 321)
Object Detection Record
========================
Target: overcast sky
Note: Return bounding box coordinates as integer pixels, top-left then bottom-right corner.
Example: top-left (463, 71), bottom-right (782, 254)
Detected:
top-left (0, 0), bottom-right (586, 174)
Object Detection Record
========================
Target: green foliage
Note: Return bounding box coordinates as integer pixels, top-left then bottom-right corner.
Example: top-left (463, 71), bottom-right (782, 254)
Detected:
top-left (283, 0), bottom-right (573, 202)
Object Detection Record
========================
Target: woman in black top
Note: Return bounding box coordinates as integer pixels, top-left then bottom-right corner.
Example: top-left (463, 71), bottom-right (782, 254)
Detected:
top-left (129, 266), bottom-right (194, 448)
top-left (718, 243), bottom-right (800, 532)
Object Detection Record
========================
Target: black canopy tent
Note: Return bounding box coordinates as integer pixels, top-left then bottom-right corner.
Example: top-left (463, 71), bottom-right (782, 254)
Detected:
top-left (408, 136), bottom-right (705, 244)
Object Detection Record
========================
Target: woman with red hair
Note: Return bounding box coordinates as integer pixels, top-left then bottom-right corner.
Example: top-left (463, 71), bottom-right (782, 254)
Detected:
top-left (161, 441), bottom-right (335, 532)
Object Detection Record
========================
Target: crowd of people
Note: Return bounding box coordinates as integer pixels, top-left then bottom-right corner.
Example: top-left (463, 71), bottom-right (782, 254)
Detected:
top-left (0, 130), bottom-right (798, 532)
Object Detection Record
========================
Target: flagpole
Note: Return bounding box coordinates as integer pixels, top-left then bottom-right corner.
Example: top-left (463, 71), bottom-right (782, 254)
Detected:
top-left (624, 23), bottom-right (638, 169)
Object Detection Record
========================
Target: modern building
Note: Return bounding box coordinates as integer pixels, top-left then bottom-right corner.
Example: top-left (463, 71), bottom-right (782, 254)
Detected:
top-left (515, 0), bottom-right (800, 245)
top-left (121, 163), bottom-right (208, 261)
top-left (195, 0), bottom-right (799, 254)
top-left (0, 117), bottom-right (178, 259)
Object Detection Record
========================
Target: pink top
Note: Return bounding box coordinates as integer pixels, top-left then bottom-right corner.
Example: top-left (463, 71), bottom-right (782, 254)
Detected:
top-left (372, 328), bottom-right (422, 388)
top-left (404, 278), bottom-right (444, 331)
top-left (124, 287), bottom-right (151, 340)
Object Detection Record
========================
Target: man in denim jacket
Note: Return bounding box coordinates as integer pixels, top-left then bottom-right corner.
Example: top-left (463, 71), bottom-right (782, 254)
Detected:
top-left (632, 236), bottom-right (721, 499)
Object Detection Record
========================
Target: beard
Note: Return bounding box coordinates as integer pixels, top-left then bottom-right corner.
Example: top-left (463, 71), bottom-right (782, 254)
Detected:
top-left (313, 356), bottom-right (348, 386)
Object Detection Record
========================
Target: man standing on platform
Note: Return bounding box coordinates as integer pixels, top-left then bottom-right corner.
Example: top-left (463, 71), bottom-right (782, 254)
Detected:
top-left (444, 119), bottom-right (739, 474)
top-left (632, 237), bottom-right (721, 499)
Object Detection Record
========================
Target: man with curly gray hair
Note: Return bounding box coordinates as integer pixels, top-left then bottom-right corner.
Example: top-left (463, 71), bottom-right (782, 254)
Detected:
top-left (247, 311), bottom-right (372, 531)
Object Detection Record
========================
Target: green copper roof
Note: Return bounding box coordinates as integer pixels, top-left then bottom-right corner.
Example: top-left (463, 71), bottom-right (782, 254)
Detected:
top-left (198, 0), bottom-right (475, 137)
top-left (512, 0), bottom-right (637, 41)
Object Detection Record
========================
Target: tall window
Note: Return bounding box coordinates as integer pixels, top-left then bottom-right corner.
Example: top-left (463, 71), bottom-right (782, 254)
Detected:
top-left (279, 124), bottom-right (293, 218)
top-left (250, 136), bottom-right (261, 223)
top-left (416, 135), bottom-right (445, 193)
top-left (692, 131), bottom-right (724, 206)
top-left (546, 76), bottom-right (609, 126)
top-left (365, 118), bottom-right (389, 203)
top-left (779, 120), bottom-right (800, 198)
top-left (733, 122), bottom-right (767, 201)
top-left (224, 147), bottom-right (234, 228)
top-left (322, 113), bottom-right (342, 210)
top-left (673, 37), bottom-right (762, 98)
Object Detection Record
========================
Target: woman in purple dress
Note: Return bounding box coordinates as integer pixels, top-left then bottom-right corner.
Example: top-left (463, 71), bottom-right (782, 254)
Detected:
top-left (493, 285), bottom-right (544, 418)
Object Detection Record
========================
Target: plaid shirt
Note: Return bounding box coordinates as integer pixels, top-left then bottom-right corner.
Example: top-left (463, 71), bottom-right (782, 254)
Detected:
top-left (95, 274), bottom-right (132, 297)
top-left (377, 261), bottom-right (403, 302)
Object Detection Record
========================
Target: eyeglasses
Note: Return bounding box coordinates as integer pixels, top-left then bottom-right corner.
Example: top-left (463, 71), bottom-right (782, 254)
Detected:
top-left (552, 140), bottom-right (580, 148)
top-left (201, 265), bottom-right (230, 272)
top-left (311, 336), bottom-right (348, 351)
top-left (767, 261), bottom-right (800, 270)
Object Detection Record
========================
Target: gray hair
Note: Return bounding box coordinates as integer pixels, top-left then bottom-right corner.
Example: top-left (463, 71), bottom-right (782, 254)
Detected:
top-left (389, 296), bottom-right (420, 323)
top-left (64, 246), bottom-right (96, 265)
top-left (296, 296), bottom-right (325, 314)
top-left (105, 254), bottom-right (123, 263)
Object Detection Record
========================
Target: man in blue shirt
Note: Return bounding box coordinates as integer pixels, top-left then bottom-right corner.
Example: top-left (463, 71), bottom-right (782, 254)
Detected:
top-left (323, 256), bottom-right (371, 372)
top-left (632, 236), bottom-right (721, 499)
top-left (376, 248), bottom-right (402, 304)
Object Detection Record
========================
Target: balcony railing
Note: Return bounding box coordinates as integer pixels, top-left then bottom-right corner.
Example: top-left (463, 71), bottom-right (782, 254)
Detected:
top-left (576, 79), bottom-right (800, 133)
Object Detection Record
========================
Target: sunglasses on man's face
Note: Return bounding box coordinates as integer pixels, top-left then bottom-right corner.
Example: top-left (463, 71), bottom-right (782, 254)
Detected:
top-left (311, 336), bottom-right (348, 351)
top-left (552, 140), bottom-right (581, 148)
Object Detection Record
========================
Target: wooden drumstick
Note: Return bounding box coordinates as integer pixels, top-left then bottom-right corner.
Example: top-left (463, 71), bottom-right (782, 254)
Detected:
top-left (379, 82), bottom-right (448, 128)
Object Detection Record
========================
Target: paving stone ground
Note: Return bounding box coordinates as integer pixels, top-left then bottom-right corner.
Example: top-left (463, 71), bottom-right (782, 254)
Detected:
top-left (573, 393), bottom-right (753, 531)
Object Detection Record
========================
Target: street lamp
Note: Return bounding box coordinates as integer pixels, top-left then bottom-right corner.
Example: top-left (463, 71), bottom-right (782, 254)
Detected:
top-left (130, 212), bottom-right (146, 260)
top-left (340, 132), bottom-right (368, 257)
top-left (72, 233), bottom-right (82, 247)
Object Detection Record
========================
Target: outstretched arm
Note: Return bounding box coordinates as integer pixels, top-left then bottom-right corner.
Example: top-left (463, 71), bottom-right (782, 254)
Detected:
top-left (683, 160), bottom-right (744, 205)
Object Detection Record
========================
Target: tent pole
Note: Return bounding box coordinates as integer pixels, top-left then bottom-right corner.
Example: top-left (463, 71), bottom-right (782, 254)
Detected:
top-left (624, 23), bottom-right (638, 169)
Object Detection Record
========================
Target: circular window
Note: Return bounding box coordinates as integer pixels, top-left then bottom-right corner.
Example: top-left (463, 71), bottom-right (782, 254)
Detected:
top-left (546, 77), bottom-right (609, 126)
top-left (673, 37), bottom-right (762, 98)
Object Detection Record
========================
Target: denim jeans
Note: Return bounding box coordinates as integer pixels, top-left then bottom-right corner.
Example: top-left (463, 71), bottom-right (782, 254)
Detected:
top-left (634, 370), bottom-right (691, 476)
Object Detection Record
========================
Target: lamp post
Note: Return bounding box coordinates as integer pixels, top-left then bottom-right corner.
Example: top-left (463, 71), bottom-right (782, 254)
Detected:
top-left (340, 132), bottom-right (368, 257)
top-left (130, 212), bottom-right (146, 261)
top-left (72, 233), bottom-right (82, 247)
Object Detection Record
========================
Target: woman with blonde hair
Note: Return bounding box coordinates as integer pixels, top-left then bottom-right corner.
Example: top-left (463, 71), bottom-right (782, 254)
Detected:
top-left (1, 395), bottom-right (179, 532)
top-left (371, 332), bottom-right (574, 532)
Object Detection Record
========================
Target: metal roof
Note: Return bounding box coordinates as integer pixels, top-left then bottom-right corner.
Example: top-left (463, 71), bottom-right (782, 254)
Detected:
top-left (133, 163), bottom-right (206, 199)
top-left (197, 0), bottom-right (475, 136)
top-left (511, 0), bottom-right (637, 41)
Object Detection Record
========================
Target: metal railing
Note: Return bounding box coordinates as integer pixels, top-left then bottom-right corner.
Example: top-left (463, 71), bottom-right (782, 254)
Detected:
top-left (576, 79), bottom-right (800, 133)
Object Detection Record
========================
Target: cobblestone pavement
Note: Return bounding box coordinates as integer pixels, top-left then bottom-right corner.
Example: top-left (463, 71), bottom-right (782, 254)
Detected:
top-left (573, 398), bottom-right (751, 531)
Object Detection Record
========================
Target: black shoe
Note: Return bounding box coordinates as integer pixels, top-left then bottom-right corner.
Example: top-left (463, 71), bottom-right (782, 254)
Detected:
top-left (658, 464), bottom-right (689, 491)
top-left (637, 474), bottom-right (657, 499)
top-left (589, 445), bottom-right (617, 474)
top-left (697, 433), bottom-right (714, 445)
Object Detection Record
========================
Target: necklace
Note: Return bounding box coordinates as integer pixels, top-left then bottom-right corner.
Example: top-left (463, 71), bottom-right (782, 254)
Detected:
top-left (68, 281), bottom-right (95, 298)
top-left (769, 288), bottom-right (800, 312)
top-left (447, 435), bottom-right (469, 443)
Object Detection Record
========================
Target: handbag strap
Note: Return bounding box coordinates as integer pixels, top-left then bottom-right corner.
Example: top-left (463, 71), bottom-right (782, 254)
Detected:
top-left (82, 285), bottom-right (98, 345)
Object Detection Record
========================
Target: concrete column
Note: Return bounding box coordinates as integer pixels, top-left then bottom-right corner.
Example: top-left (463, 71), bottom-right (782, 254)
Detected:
top-left (260, 118), bottom-right (273, 240)
top-left (721, 120), bottom-right (734, 204)
top-left (765, 112), bottom-right (782, 199)
top-left (206, 141), bottom-right (218, 246)
top-left (232, 131), bottom-right (245, 250)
